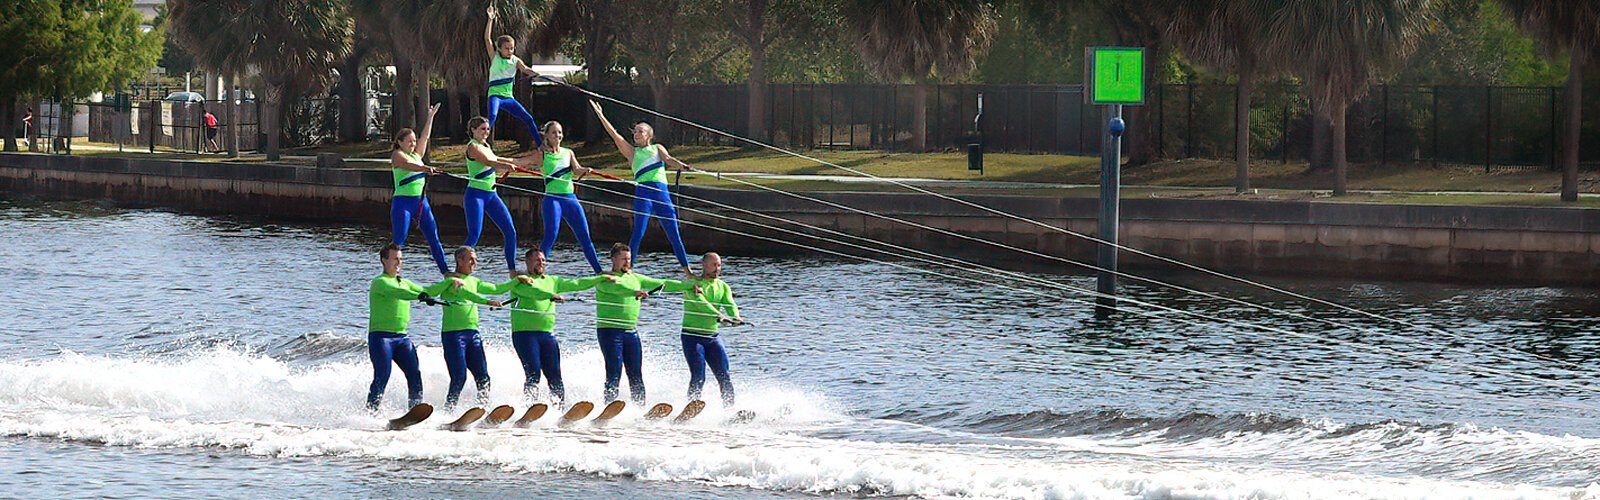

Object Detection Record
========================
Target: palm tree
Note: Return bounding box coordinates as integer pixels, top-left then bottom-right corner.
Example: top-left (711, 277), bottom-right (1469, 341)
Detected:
top-left (532, 0), bottom-right (620, 147)
top-left (1499, 0), bottom-right (1600, 202)
top-left (846, 0), bottom-right (997, 151)
top-left (1168, 0), bottom-right (1285, 193)
top-left (722, 0), bottom-right (839, 142)
top-left (169, 0), bottom-right (352, 161)
top-left (1266, 0), bottom-right (1434, 196)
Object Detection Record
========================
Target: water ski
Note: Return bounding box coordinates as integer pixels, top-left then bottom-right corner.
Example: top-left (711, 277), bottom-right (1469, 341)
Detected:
top-left (644, 403), bottom-right (673, 420)
top-left (592, 400), bottom-right (627, 423)
top-left (385, 403), bottom-right (433, 431)
top-left (482, 405), bottom-right (516, 427)
top-left (444, 407), bottom-right (486, 431)
top-left (559, 401), bottom-right (595, 426)
top-left (672, 400), bottom-right (706, 423)
top-left (729, 410), bottom-right (757, 424)
top-left (514, 403), bottom-right (549, 428)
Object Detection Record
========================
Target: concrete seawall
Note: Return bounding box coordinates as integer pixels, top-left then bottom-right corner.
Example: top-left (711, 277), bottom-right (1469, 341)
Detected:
top-left (1, 153), bottom-right (1596, 286)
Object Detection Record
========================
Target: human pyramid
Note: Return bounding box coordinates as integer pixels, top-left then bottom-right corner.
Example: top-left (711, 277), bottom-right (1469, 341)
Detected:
top-left (366, 8), bottom-right (744, 424)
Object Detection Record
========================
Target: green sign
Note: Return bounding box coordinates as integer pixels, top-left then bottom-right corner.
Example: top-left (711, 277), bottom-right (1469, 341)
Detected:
top-left (1090, 47), bottom-right (1144, 105)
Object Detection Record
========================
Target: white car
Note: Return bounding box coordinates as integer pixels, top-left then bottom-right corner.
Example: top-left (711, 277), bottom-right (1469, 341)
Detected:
top-left (164, 91), bottom-right (205, 102)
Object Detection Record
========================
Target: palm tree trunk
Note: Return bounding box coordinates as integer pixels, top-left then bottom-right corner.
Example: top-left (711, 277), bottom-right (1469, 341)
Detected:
top-left (265, 84), bottom-right (283, 161)
top-left (1235, 63), bottom-right (1253, 193)
top-left (225, 73), bottom-right (238, 158)
top-left (394, 58), bottom-right (415, 131)
top-left (1560, 43), bottom-right (1584, 202)
top-left (912, 78), bottom-right (929, 151)
top-left (746, 0), bottom-right (769, 141)
top-left (337, 47), bottom-right (368, 142)
top-left (414, 69), bottom-right (430, 137)
top-left (1332, 100), bottom-right (1348, 196)
top-left (2, 99), bottom-right (16, 152)
top-left (1309, 97), bottom-right (1329, 171)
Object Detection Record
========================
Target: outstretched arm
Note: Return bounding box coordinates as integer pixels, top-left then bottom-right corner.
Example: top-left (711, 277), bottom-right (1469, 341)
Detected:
top-left (414, 103), bottom-right (441, 157)
top-left (484, 7), bottom-right (497, 56)
top-left (588, 101), bottom-right (634, 160)
top-left (515, 58), bottom-right (541, 77)
top-left (656, 145), bottom-right (695, 171)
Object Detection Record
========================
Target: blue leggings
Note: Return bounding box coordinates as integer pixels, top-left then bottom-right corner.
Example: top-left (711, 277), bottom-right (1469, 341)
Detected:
top-left (463, 188), bottom-right (517, 272)
top-left (391, 196), bottom-right (450, 275)
top-left (487, 95), bottom-right (542, 148)
top-left (629, 182), bottom-right (689, 267)
top-left (596, 328), bottom-right (646, 403)
top-left (540, 193), bottom-right (603, 273)
top-left (512, 331), bottom-right (564, 402)
top-left (367, 332), bottom-right (423, 410)
top-left (681, 334), bottom-right (735, 405)
top-left (442, 330), bottom-right (491, 408)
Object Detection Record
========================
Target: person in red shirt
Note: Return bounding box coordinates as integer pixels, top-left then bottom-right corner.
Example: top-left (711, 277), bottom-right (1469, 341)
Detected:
top-left (202, 107), bottom-right (220, 153)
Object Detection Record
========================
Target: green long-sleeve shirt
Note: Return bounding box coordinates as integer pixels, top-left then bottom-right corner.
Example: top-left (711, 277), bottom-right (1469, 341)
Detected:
top-left (502, 274), bottom-right (604, 332)
top-left (369, 274), bottom-right (428, 334)
top-left (593, 271), bottom-right (685, 330)
top-left (434, 274), bottom-right (497, 332)
top-left (675, 277), bottom-right (740, 336)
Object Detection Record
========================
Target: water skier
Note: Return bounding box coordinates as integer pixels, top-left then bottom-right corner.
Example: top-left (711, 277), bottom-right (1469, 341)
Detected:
top-left (589, 101), bottom-right (694, 277)
top-left (484, 6), bottom-right (543, 147)
top-left (388, 103), bottom-right (450, 275)
top-left (535, 121), bottom-right (604, 274)
top-left (673, 252), bottom-right (744, 406)
top-left (593, 243), bottom-right (692, 404)
top-left (463, 116), bottom-right (538, 275)
top-left (502, 249), bottom-right (606, 404)
top-left (366, 243), bottom-right (465, 411)
top-left (436, 246), bottom-right (506, 409)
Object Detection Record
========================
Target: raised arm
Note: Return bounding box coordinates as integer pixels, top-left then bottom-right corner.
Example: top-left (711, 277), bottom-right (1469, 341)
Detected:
top-left (588, 101), bottom-right (634, 160)
top-left (414, 103), bottom-right (442, 157)
top-left (484, 7), bottom-right (497, 56)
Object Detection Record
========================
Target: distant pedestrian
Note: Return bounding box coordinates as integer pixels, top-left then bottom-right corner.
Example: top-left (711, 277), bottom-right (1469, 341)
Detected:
top-left (22, 108), bottom-right (33, 148)
top-left (202, 107), bottom-right (220, 153)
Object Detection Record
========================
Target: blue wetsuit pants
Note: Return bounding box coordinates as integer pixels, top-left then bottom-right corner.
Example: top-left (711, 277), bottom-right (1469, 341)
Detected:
top-left (629, 182), bottom-right (689, 268)
top-left (540, 193), bottom-right (603, 273)
top-left (442, 330), bottom-right (491, 408)
top-left (391, 195), bottom-right (450, 275)
top-left (512, 331), bottom-right (564, 402)
top-left (596, 328), bottom-right (646, 403)
top-left (681, 334), bottom-right (735, 405)
top-left (367, 332), bottom-right (423, 410)
top-left (487, 95), bottom-right (542, 148)
top-left (463, 188), bottom-right (517, 272)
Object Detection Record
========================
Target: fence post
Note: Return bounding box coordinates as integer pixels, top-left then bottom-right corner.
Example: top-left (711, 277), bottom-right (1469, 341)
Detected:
top-left (148, 100), bottom-right (159, 153)
top-left (1431, 87), bottom-right (1439, 167)
top-left (1484, 86), bottom-right (1493, 172)
top-left (1379, 85), bottom-right (1388, 166)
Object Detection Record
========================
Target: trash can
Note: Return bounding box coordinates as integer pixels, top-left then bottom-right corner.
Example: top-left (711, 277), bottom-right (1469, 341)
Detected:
top-left (967, 140), bottom-right (983, 173)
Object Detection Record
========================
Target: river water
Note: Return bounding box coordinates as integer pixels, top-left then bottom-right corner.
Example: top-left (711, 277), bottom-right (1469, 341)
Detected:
top-left (0, 197), bottom-right (1597, 498)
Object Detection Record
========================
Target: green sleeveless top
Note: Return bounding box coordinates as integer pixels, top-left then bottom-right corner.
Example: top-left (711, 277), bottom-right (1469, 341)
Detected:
top-left (465, 140), bottom-right (498, 192)
top-left (541, 147), bottom-right (576, 195)
top-left (488, 55), bottom-right (518, 98)
top-left (392, 150), bottom-right (427, 197)
top-left (631, 144), bottom-right (668, 184)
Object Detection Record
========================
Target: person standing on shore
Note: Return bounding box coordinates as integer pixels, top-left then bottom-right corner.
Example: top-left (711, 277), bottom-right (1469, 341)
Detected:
top-left (672, 252), bottom-right (744, 406)
top-left (589, 101), bottom-right (695, 278)
top-left (435, 246), bottom-right (506, 409)
top-left (389, 104), bottom-right (450, 275)
top-left (463, 116), bottom-right (537, 275)
top-left (202, 107), bottom-right (221, 153)
top-left (484, 6), bottom-right (543, 147)
top-left (367, 243), bottom-right (466, 411)
top-left (592, 243), bottom-right (692, 404)
top-left (501, 249), bottom-right (606, 404)
top-left (535, 121), bottom-right (604, 274)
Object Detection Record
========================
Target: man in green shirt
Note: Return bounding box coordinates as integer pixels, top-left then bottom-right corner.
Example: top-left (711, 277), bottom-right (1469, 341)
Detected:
top-left (674, 252), bottom-right (745, 406)
top-left (367, 243), bottom-right (465, 411)
top-left (437, 246), bottom-right (505, 409)
top-left (593, 243), bottom-right (691, 404)
top-left (503, 249), bottom-right (606, 404)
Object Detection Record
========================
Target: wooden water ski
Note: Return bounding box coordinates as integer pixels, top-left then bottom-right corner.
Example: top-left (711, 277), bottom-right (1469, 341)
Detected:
top-left (385, 403), bottom-right (433, 431)
top-left (513, 403), bottom-right (549, 428)
top-left (644, 403), bottom-right (673, 420)
top-left (444, 407), bottom-right (486, 431)
top-left (591, 400), bottom-right (626, 423)
top-left (482, 405), bottom-right (516, 427)
top-left (672, 400), bottom-right (706, 423)
top-left (558, 401), bottom-right (595, 426)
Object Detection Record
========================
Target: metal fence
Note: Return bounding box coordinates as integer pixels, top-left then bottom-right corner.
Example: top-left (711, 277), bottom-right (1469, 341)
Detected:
top-left (70, 98), bottom-right (262, 154)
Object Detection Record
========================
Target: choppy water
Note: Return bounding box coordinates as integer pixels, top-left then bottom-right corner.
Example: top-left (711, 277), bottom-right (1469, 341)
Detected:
top-left (1, 197), bottom-right (1598, 499)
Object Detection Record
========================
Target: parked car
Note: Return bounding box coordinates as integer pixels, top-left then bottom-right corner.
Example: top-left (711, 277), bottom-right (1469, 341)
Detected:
top-left (164, 91), bottom-right (204, 102)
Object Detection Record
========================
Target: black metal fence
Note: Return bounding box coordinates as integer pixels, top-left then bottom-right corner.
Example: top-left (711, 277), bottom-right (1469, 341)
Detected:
top-left (67, 98), bottom-right (263, 154)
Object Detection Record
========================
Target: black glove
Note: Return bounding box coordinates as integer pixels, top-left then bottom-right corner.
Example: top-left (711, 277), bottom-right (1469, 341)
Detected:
top-left (418, 293), bottom-right (440, 306)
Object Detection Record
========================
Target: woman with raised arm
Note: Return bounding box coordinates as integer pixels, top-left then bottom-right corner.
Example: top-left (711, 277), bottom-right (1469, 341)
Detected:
top-left (589, 101), bottom-right (693, 277)
top-left (388, 103), bottom-right (449, 275)
top-left (484, 6), bottom-right (544, 146)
